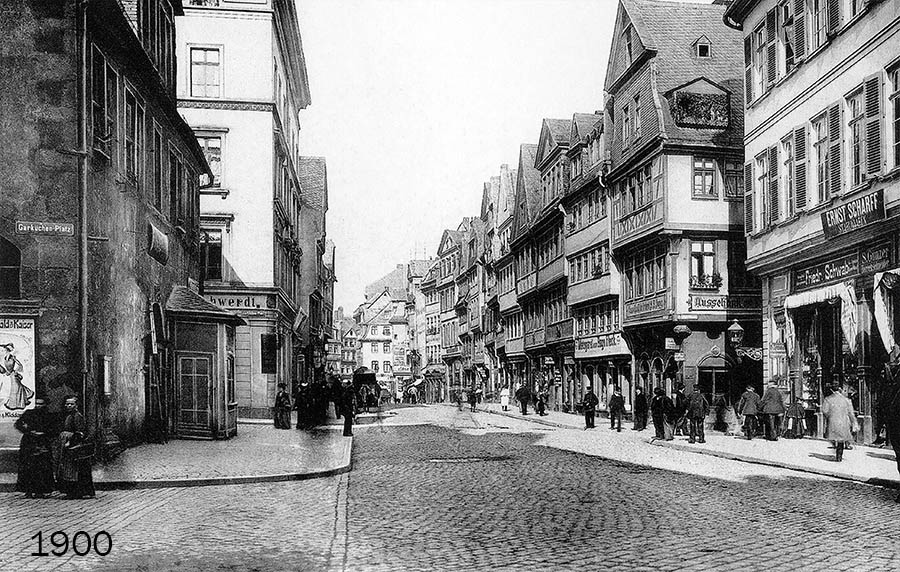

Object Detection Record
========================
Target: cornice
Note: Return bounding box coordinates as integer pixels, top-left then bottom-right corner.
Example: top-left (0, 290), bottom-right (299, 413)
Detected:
top-left (179, 98), bottom-right (275, 112)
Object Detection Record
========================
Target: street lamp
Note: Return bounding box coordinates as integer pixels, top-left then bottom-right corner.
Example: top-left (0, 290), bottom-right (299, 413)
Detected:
top-left (727, 319), bottom-right (745, 347)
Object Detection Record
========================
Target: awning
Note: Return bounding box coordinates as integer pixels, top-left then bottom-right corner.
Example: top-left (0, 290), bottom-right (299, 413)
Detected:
top-left (783, 281), bottom-right (857, 357)
top-left (874, 267), bottom-right (900, 353)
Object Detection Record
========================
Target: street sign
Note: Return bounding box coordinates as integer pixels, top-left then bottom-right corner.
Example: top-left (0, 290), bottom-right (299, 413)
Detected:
top-left (673, 352), bottom-right (685, 362)
top-left (665, 337), bottom-right (677, 350)
top-left (15, 220), bottom-right (74, 236)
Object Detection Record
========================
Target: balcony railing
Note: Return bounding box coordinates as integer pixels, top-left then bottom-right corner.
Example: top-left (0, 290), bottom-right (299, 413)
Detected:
top-left (689, 273), bottom-right (722, 290)
top-left (545, 319), bottom-right (573, 344)
top-left (516, 272), bottom-right (537, 296)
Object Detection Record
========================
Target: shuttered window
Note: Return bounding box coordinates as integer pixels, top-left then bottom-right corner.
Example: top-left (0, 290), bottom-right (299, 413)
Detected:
top-left (766, 9), bottom-right (778, 86)
top-left (891, 66), bottom-right (900, 168)
top-left (812, 114), bottom-right (829, 204)
top-left (828, 101), bottom-right (843, 196)
top-left (768, 146), bottom-right (780, 224)
top-left (744, 36), bottom-right (754, 104)
top-left (756, 153), bottom-right (770, 227)
top-left (793, 0), bottom-right (807, 60)
top-left (847, 90), bottom-right (864, 187)
top-left (864, 73), bottom-right (884, 177)
top-left (782, 135), bottom-right (795, 217)
top-left (794, 125), bottom-right (808, 210)
top-left (744, 163), bottom-right (754, 234)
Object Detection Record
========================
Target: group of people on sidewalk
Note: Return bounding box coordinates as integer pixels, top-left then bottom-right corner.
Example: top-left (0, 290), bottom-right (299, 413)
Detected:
top-left (274, 377), bottom-right (360, 437)
top-left (15, 395), bottom-right (96, 499)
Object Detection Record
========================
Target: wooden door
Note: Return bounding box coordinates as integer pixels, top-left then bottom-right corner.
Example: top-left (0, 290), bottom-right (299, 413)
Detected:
top-left (176, 352), bottom-right (213, 437)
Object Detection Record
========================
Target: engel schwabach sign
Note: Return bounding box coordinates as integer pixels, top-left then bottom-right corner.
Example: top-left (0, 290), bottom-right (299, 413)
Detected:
top-left (820, 189), bottom-right (885, 238)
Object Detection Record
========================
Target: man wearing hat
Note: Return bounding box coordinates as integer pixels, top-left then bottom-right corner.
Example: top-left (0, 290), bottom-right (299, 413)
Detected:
top-left (822, 384), bottom-right (859, 462)
top-left (14, 397), bottom-right (56, 497)
top-left (581, 386), bottom-right (599, 430)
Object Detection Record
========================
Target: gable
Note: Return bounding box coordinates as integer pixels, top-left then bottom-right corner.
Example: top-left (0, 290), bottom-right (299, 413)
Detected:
top-left (667, 77), bottom-right (730, 129)
top-left (603, 1), bottom-right (650, 93)
top-left (534, 122), bottom-right (554, 169)
top-left (437, 230), bottom-right (454, 256)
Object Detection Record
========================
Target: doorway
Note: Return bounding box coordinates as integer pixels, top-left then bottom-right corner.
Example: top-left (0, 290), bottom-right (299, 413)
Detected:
top-left (176, 352), bottom-right (213, 436)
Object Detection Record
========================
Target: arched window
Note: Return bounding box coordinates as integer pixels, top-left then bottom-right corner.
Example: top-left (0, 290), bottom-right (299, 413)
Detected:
top-left (0, 236), bottom-right (21, 299)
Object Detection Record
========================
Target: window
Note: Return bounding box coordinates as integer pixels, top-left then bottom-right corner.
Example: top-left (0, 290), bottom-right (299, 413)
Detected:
top-left (370, 326), bottom-right (377, 335)
top-left (124, 88), bottom-right (144, 182)
top-left (696, 42), bottom-right (710, 58)
top-left (90, 47), bottom-right (117, 157)
top-left (190, 47), bottom-right (221, 98)
top-left (260, 333), bottom-right (277, 375)
top-left (383, 361), bottom-right (392, 373)
top-left (754, 24), bottom-right (767, 98)
top-left (152, 127), bottom-right (163, 210)
top-left (724, 161), bottom-right (743, 199)
top-left (780, 1), bottom-right (795, 74)
top-left (624, 243), bottom-right (667, 302)
top-left (383, 342), bottom-right (390, 353)
top-left (847, 90), bottom-right (864, 187)
top-left (633, 95), bottom-right (641, 140)
top-left (812, 0), bottom-right (827, 50)
top-left (690, 241), bottom-right (717, 289)
top-left (812, 114), bottom-right (830, 203)
top-left (892, 67), bottom-right (900, 168)
top-left (382, 326), bottom-right (390, 335)
top-left (624, 25), bottom-right (633, 66)
top-left (196, 136), bottom-right (221, 186)
top-left (371, 361), bottom-right (379, 373)
top-left (200, 228), bottom-right (222, 280)
top-left (756, 152), bottom-right (770, 226)
top-left (371, 342), bottom-right (378, 353)
top-left (781, 135), bottom-right (795, 217)
top-left (168, 149), bottom-right (183, 223)
top-left (622, 104), bottom-right (631, 145)
top-left (693, 158), bottom-right (717, 197)
top-left (0, 237), bottom-right (21, 299)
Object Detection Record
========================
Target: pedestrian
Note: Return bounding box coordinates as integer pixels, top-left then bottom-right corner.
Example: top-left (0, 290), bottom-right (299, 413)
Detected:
top-left (294, 382), bottom-right (311, 429)
top-left (340, 380), bottom-right (356, 437)
top-left (535, 389), bottom-right (547, 416)
top-left (650, 387), bottom-right (674, 440)
top-left (671, 384), bottom-right (687, 436)
top-left (737, 385), bottom-right (762, 440)
top-left (468, 387), bottom-right (478, 412)
top-left (515, 384), bottom-right (531, 415)
top-left (582, 386), bottom-right (599, 429)
top-left (879, 348), bottom-right (900, 500)
top-left (822, 384), bottom-right (858, 462)
top-left (500, 385), bottom-right (511, 411)
top-left (783, 400), bottom-right (806, 439)
top-left (14, 397), bottom-right (56, 498)
top-left (274, 383), bottom-right (292, 429)
top-left (760, 381), bottom-right (786, 441)
top-left (632, 387), bottom-right (648, 431)
top-left (686, 389), bottom-right (709, 444)
top-left (608, 387), bottom-right (625, 432)
top-left (56, 395), bottom-right (95, 499)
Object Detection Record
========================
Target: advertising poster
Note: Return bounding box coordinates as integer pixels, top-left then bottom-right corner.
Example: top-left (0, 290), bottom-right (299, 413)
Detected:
top-left (0, 317), bottom-right (36, 420)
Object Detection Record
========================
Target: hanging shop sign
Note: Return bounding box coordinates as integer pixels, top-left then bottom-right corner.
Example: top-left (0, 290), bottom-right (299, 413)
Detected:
top-left (0, 318), bottom-right (36, 421)
top-left (15, 220), bottom-right (75, 236)
top-left (689, 294), bottom-right (762, 312)
top-left (574, 333), bottom-right (630, 359)
top-left (793, 241), bottom-right (894, 292)
top-left (673, 352), bottom-right (686, 362)
top-left (205, 294), bottom-right (275, 310)
top-left (665, 337), bottom-right (678, 350)
top-left (820, 189), bottom-right (885, 239)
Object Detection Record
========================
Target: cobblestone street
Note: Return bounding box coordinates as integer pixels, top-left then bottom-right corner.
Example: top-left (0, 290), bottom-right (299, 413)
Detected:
top-left (4, 406), bottom-right (900, 571)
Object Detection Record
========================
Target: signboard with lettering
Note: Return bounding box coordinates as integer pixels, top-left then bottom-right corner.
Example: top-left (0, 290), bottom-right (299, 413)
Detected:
top-left (624, 293), bottom-right (668, 320)
top-left (674, 352), bottom-right (685, 362)
top-left (0, 318), bottom-right (36, 421)
top-left (689, 294), bottom-right (762, 312)
top-left (15, 220), bottom-right (75, 236)
top-left (793, 242), bottom-right (894, 292)
top-left (205, 294), bottom-right (275, 310)
top-left (820, 189), bottom-right (885, 238)
top-left (574, 333), bottom-right (630, 359)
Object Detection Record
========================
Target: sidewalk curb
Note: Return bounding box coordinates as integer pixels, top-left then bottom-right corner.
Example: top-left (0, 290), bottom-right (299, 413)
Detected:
top-left (649, 438), bottom-right (900, 489)
top-left (0, 437), bottom-right (353, 492)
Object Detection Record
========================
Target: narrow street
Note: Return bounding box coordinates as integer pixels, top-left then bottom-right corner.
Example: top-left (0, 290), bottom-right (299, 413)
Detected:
top-left (5, 406), bottom-right (899, 572)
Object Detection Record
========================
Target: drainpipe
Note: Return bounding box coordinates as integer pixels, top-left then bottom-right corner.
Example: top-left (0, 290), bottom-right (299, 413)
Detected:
top-left (77, 0), bottom-right (90, 415)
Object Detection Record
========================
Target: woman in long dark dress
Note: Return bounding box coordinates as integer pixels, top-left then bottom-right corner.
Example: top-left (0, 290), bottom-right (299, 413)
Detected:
top-left (14, 397), bottom-right (56, 497)
top-left (57, 396), bottom-right (95, 499)
top-left (274, 383), bottom-right (292, 429)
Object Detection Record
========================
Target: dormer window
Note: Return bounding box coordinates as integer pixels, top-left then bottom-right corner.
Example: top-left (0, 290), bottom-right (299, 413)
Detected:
top-left (694, 36), bottom-right (711, 58)
top-left (624, 25), bottom-right (634, 66)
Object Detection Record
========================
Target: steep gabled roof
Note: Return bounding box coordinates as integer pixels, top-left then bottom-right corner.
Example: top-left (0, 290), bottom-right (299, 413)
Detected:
top-left (437, 229), bottom-right (464, 256)
top-left (407, 258), bottom-right (432, 279)
top-left (510, 143), bottom-right (540, 242)
top-left (364, 264), bottom-right (407, 301)
top-left (570, 112), bottom-right (603, 145)
top-left (534, 118), bottom-right (571, 169)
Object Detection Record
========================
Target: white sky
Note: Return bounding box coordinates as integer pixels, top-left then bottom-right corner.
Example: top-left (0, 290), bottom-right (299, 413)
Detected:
top-left (295, 0), bottom-right (711, 312)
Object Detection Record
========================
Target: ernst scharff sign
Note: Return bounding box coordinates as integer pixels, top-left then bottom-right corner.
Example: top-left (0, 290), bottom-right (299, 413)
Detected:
top-left (820, 189), bottom-right (885, 238)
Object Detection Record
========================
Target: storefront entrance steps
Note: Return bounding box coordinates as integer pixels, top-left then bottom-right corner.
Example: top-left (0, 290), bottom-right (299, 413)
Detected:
top-left (650, 433), bottom-right (899, 489)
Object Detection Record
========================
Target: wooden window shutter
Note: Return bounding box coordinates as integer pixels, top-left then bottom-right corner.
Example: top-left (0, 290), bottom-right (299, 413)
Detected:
top-left (766, 9), bottom-right (778, 86)
top-left (744, 162), bottom-right (754, 234)
top-left (744, 36), bottom-right (754, 104)
top-left (864, 73), bottom-right (884, 177)
top-left (827, 0), bottom-right (841, 33)
top-left (794, 125), bottom-right (808, 210)
top-left (793, 0), bottom-right (807, 60)
top-left (769, 146), bottom-right (779, 224)
top-left (828, 102), bottom-right (842, 195)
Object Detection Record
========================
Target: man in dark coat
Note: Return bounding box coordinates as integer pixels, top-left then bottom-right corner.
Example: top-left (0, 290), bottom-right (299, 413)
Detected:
top-left (340, 380), bottom-right (356, 437)
top-left (760, 381), bottom-right (786, 441)
top-left (737, 385), bottom-right (762, 440)
top-left (274, 383), bottom-right (292, 429)
top-left (879, 351), bottom-right (900, 501)
top-left (650, 387), bottom-right (673, 440)
top-left (515, 385), bottom-right (531, 415)
top-left (686, 389), bottom-right (710, 444)
top-left (57, 396), bottom-right (95, 499)
top-left (14, 397), bottom-right (56, 497)
top-left (632, 387), bottom-right (649, 431)
top-left (582, 387), bottom-right (599, 429)
top-left (608, 387), bottom-right (625, 432)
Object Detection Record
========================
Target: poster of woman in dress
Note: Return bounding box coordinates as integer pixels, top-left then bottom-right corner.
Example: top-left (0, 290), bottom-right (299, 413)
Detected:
top-left (0, 318), bottom-right (36, 416)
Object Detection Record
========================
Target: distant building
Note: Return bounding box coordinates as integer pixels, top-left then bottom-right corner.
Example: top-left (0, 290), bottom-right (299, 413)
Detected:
top-left (725, 0), bottom-right (900, 440)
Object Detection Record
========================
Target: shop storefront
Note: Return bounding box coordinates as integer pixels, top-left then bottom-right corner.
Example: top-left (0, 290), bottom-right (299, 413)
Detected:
top-left (573, 332), bottom-right (632, 414)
